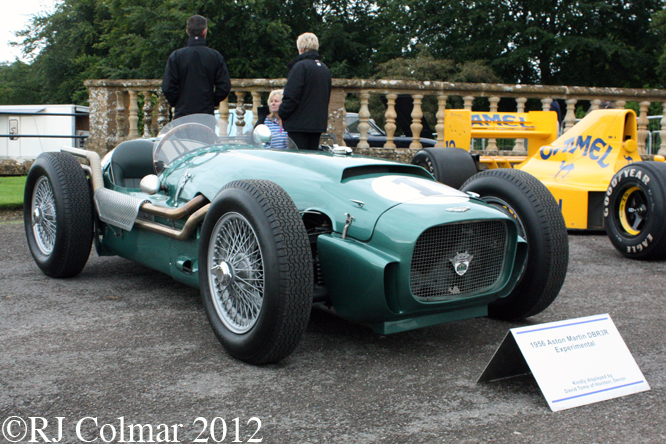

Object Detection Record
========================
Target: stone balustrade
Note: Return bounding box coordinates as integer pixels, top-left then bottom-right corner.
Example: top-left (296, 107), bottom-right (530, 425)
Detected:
top-left (84, 79), bottom-right (666, 163)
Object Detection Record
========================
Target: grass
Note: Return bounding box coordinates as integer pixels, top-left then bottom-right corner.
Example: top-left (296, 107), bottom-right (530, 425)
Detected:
top-left (0, 176), bottom-right (26, 210)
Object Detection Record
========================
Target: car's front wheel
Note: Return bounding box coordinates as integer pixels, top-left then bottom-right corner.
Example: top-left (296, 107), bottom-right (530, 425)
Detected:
top-left (604, 162), bottom-right (666, 260)
top-left (198, 180), bottom-right (313, 364)
top-left (23, 152), bottom-right (93, 278)
top-left (461, 168), bottom-right (568, 320)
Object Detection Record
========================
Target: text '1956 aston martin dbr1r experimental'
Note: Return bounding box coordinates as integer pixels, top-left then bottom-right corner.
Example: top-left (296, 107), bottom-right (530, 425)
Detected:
top-left (24, 114), bottom-right (569, 364)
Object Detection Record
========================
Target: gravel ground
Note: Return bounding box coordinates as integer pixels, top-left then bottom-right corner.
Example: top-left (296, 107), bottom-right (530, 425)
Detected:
top-left (1, 216), bottom-right (665, 444)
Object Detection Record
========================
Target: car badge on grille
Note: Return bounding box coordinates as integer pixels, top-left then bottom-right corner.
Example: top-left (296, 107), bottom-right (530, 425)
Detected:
top-left (445, 206), bottom-right (470, 213)
top-left (449, 252), bottom-right (474, 276)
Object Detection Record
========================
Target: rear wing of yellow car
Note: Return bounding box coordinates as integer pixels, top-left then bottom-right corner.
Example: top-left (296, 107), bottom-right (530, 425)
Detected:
top-left (443, 110), bottom-right (559, 166)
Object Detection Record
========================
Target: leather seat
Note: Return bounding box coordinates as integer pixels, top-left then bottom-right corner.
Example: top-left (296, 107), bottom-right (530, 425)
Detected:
top-left (109, 139), bottom-right (155, 188)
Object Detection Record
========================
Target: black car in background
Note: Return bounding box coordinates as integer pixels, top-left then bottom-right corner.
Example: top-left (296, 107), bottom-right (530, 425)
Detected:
top-left (344, 113), bottom-right (437, 148)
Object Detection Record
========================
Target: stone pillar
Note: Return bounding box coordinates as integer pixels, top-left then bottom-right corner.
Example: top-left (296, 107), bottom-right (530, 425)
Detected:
top-left (409, 94), bottom-right (424, 150)
top-left (384, 93), bottom-right (398, 149)
top-left (357, 91), bottom-right (371, 150)
top-left (218, 99), bottom-right (229, 135)
top-left (589, 99), bottom-right (601, 111)
top-left (251, 91), bottom-right (262, 127)
top-left (114, 89), bottom-right (127, 144)
top-left (435, 93), bottom-right (447, 148)
top-left (487, 96), bottom-right (500, 151)
top-left (463, 96), bottom-right (474, 111)
top-left (637, 101), bottom-right (650, 155)
top-left (327, 88), bottom-right (346, 147)
top-left (128, 90), bottom-right (139, 139)
top-left (513, 97), bottom-right (528, 151)
top-left (85, 85), bottom-right (117, 155)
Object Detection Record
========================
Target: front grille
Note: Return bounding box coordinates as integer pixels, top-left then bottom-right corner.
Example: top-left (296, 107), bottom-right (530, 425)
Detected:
top-left (410, 221), bottom-right (508, 301)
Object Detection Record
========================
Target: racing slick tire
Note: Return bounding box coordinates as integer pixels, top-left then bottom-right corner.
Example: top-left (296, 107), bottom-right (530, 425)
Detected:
top-left (412, 147), bottom-right (477, 189)
top-left (461, 168), bottom-right (568, 320)
top-left (604, 161), bottom-right (666, 260)
top-left (23, 152), bottom-right (93, 278)
top-left (199, 179), bottom-right (313, 364)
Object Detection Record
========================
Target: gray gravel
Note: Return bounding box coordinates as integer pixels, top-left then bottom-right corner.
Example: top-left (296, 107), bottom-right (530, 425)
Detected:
top-left (1, 219), bottom-right (665, 443)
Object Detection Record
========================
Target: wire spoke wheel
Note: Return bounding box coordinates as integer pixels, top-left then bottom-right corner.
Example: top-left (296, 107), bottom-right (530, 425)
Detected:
top-left (208, 213), bottom-right (265, 334)
top-left (23, 152), bottom-right (93, 278)
top-left (31, 176), bottom-right (58, 255)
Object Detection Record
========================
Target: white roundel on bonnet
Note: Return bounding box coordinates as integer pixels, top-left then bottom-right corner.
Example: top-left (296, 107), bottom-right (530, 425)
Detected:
top-left (371, 175), bottom-right (469, 204)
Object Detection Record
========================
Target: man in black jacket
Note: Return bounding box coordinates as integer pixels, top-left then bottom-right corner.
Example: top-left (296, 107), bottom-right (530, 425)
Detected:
top-left (162, 15), bottom-right (231, 119)
top-left (279, 33), bottom-right (332, 151)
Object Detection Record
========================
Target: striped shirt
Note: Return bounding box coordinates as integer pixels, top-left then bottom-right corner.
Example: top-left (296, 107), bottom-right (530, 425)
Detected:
top-left (264, 116), bottom-right (289, 150)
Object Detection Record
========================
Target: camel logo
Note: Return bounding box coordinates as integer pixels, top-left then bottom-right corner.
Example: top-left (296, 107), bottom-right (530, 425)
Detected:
top-left (449, 252), bottom-right (474, 276)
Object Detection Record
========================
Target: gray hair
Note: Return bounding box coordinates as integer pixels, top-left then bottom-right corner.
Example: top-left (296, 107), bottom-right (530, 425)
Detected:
top-left (297, 33), bottom-right (319, 52)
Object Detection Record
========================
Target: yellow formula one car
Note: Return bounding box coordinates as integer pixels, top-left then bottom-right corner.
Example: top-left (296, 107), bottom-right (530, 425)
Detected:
top-left (412, 109), bottom-right (666, 260)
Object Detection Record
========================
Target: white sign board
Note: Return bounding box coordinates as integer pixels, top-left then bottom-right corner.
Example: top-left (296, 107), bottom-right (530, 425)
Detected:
top-left (479, 314), bottom-right (650, 411)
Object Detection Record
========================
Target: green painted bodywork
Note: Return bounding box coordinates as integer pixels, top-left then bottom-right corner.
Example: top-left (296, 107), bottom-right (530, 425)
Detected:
top-left (98, 143), bottom-right (526, 333)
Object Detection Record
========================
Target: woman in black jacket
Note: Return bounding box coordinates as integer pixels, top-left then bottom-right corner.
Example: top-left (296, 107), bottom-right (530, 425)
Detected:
top-left (278, 33), bottom-right (332, 151)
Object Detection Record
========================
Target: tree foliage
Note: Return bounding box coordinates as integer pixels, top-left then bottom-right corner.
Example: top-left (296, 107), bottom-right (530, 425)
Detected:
top-left (0, 0), bottom-right (664, 105)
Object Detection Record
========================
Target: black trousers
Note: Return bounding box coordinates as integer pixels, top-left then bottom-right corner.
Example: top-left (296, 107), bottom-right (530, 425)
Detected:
top-left (288, 132), bottom-right (322, 151)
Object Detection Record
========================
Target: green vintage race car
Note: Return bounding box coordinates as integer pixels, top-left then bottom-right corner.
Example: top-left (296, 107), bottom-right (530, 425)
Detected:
top-left (24, 114), bottom-right (568, 364)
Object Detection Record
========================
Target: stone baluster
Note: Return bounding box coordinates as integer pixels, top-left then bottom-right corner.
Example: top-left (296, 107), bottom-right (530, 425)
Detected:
top-left (463, 96), bottom-right (474, 111)
top-left (384, 93), bottom-right (398, 149)
top-left (128, 90), bottom-right (139, 139)
top-left (157, 92), bottom-right (169, 132)
top-left (486, 96), bottom-right (500, 151)
top-left (251, 91), bottom-right (262, 127)
top-left (589, 99), bottom-right (601, 111)
top-left (659, 103), bottom-right (666, 156)
top-left (115, 90), bottom-right (127, 143)
top-left (218, 99), bottom-right (230, 135)
top-left (235, 91), bottom-right (246, 133)
top-left (357, 91), bottom-right (370, 150)
top-left (142, 91), bottom-right (153, 138)
top-left (564, 98), bottom-right (577, 131)
top-left (615, 100), bottom-right (626, 109)
top-left (512, 97), bottom-right (527, 152)
top-left (435, 93), bottom-right (448, 147)
top-left (637, 101), bottom-right (650, 155)
top-left (409, 94), bottom-right (424, 150)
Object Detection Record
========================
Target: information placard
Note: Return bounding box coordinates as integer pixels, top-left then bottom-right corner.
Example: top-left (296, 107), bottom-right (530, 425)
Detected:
top-left (479, 314), bottom-right (650, 411)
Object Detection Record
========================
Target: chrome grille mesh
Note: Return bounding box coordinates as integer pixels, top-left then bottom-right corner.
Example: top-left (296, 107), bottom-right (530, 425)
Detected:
top-left (410, 221), bottom-right (508, 301)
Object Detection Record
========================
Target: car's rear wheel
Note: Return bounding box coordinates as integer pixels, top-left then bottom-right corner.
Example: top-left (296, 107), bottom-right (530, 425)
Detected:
top-left (604, 162), bottom-right (666, 260)
top-left (23, 152), bottom-right (93, 278)
top-left (411, 147), bottom-right (477, 189)
top-left (199, 179), bottom-right (313, 364)
top-left (461, 168), bottom-right (568, 320)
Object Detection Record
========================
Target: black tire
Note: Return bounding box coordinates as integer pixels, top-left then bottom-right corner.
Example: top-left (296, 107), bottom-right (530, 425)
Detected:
top-left (604, 162), bottom-right (666, 260)
top-left (23, 152), bottom-right (93, 278)
top-left (198, 179), bottom-right (313, 364)
top-left (412, 147), bottom-right (477, 189)
top-left (461, 169), bottom-right (568, 320)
